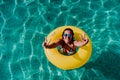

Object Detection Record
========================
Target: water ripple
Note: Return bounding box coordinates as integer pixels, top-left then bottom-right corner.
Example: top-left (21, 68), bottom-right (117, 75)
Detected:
top-left (0, 0), bottom-right (120, 80)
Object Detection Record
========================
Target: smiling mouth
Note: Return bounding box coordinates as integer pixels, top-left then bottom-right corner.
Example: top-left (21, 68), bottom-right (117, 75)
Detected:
top-left (65, 38), bottom-right (71, 42)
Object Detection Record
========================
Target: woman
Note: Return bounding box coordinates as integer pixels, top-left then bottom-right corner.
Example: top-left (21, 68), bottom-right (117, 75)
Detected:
top-left (43, 28), bottom-right (89, 55)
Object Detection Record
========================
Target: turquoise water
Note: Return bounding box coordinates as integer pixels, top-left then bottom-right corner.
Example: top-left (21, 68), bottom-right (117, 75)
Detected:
top-left (0, 0), bottom-right (120, 80)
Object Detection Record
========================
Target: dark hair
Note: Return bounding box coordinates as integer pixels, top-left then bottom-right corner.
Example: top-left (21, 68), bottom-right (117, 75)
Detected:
top-left (62, 28), bottom-right (74, 43)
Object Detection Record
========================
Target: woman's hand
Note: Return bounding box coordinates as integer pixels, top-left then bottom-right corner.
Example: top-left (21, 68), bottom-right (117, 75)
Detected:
top-left (42, 37), bottom-right (61, 49)
top-left (74, 33), bottom-right (89, 47)
top-left (82, 33), bottom-right (89, 43)
top-left (42, 37), bottom-right (51, 48)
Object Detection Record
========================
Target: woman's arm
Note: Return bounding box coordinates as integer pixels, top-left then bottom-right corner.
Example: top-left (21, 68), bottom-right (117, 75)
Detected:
top-left (74, 33), bottom-right (89, 47)
top-left (74, 39), bottom-right (89, 47)
top-left (42, 38), bottom-right (62, 49)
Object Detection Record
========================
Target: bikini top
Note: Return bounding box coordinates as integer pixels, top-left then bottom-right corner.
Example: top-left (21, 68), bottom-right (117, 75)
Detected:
top-left (58, 45), bottom-right (76, 55)
top-left (57, 39), bottom-right (76, 55)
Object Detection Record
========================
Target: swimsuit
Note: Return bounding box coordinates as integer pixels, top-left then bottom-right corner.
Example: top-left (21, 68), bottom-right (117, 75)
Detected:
top-left (57, 39), bottom-right (77, 55)
top-left (57, 46), bottom-right (76, 56)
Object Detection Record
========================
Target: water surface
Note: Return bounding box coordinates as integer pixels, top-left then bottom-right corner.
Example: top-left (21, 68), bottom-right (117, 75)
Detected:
top-left (0, 0), bottom-right (120, 80)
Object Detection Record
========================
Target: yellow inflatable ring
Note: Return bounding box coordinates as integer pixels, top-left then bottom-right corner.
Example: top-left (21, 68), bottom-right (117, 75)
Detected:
top-left (44, 26), bottom-right (92, 70)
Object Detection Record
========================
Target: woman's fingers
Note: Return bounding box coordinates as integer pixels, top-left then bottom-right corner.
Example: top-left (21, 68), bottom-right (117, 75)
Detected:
top-left (83, 33), bottom-right (87, 40)
top-left (79, 34), bottom-right (83, 40)
top-left (83, 33), bottom-right (86, 39)
top-left (47, 38), bottom-right (51, 44)
top-left (45, 37), bottom-right (47, 42)
top-left (45, 37), bottom-right (51, 45)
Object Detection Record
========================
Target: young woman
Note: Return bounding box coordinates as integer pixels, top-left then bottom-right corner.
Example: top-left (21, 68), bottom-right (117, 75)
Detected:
top-left (43, 28), bottom-right (89, 55)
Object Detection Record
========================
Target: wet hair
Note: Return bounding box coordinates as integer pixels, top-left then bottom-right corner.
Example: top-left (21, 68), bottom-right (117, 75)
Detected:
top-left (62, 28), bottom-right (74, 43)
top-left (62, 28), bottom-right (74, 36)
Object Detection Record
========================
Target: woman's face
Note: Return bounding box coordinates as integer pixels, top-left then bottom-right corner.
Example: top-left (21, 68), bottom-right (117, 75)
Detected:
top-left (63, 30), bottom-right (73, 44)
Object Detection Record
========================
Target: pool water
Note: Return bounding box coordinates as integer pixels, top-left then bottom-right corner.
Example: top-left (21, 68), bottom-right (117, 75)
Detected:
top-left (0, 0), bottom-right (120, 80)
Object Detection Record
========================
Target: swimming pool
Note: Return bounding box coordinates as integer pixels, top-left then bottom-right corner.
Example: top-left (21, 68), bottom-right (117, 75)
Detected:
top-left (0, 0), bottom-right (120, 80)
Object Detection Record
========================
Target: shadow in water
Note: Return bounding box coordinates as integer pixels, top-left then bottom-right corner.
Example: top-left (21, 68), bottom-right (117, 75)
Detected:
top-left (84, 45), bottom-right (120, 80)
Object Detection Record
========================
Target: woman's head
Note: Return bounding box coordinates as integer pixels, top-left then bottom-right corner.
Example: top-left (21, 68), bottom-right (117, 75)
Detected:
top-left (62, 28), bottom-right (74, 44)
